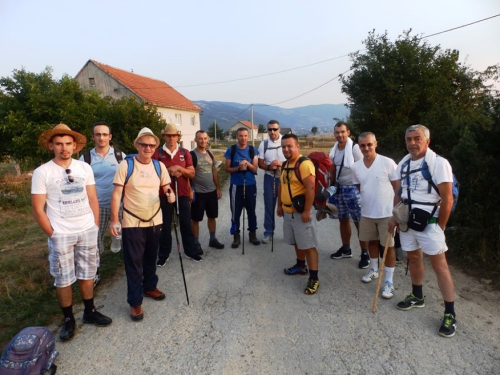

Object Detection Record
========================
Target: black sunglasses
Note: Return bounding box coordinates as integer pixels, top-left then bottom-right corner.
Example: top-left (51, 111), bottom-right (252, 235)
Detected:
top-left (65, 169), bottom-right (74, 183)
top-left (267, 128), bottom-right (279, 132)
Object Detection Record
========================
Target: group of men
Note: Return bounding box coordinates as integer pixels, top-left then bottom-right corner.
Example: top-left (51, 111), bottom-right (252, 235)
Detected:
top-left (31, 119), bottom-right (457, 341)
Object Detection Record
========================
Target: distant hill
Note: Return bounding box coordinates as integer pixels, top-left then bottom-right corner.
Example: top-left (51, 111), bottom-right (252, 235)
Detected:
top-left (194, 101), bottom-right (349, 135)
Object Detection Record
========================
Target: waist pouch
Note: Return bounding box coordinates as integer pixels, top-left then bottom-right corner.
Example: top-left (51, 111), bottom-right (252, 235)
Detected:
top-left (408, 208), bottom-right (432, 232)
top-left (292, 194), bottom-right (306, 213)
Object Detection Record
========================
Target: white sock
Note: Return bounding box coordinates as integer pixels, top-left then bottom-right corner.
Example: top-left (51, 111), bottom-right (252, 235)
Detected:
top-left (370, 258), bottom-right (378, 272)
top-left (385, 267), bottom-right (395, 284)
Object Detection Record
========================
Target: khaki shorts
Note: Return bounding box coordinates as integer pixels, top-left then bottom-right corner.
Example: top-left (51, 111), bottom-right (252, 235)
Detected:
top-left (359, 216), bottom-right (395, 247)
top-left (399, 224), bottom-right (448, 255)
top-left (283, 211), bottom-right (317, 250)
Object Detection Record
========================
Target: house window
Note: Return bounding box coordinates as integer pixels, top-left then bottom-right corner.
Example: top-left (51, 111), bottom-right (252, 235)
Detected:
top-left (89, 77), bottom-right (96, 87)
top-left (175, 114), bottom-right (181, 125)
top-left (190, 116), bottom-right (195, 126)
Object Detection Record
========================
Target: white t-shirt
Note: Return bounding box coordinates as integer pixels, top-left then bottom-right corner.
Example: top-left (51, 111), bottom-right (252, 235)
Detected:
top-left (31, 159), bottom-right (96, 234)
top-left (352, 155), bottom-right (398, 218)
top-left (258, 135), bottom-right (286, 176)
top-left (397, 155), bottom-right (453, 216)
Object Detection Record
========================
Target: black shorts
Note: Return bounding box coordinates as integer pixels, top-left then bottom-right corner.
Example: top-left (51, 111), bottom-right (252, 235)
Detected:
top-left (191, 190), bottom-right (218, 221)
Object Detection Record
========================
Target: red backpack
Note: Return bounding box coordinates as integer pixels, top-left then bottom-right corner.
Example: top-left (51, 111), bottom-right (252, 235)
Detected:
top-left (282, 152), bottom-right (332, 207)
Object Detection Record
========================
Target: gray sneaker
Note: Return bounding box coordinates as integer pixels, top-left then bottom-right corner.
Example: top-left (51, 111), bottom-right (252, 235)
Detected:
top-left (262, 235), bottom-right (272, 244)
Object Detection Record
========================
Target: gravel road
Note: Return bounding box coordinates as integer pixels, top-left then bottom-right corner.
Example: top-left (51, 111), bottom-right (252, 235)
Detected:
top-left (55, 172), bottom-right (500, 374)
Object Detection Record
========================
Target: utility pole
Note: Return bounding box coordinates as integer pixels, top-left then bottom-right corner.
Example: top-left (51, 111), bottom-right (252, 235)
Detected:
top-left (214, 119), bottom-right (217, 145)
top-left (251, 104), bottom-right (255, 148)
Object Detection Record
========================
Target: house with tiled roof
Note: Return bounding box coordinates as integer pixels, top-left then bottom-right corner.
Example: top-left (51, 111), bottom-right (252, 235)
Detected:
top-left (228, 120), bottom-right (259, 141)
top-left (75, 59), bottom-right (201, 148)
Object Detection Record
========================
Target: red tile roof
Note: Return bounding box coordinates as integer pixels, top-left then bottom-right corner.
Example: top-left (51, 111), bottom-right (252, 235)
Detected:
top-left (238, 121), bottom-right (259, 130)
top-left (90, 60), bottom-right (201, 113)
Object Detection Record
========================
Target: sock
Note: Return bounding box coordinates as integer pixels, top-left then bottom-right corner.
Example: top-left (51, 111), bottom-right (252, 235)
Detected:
top-left (209, 232), bottom-right (216, 240)
top-left (309, 270), bottom-right (319, 280)
top-left (385, 267), bottom-right (395, 283)
top-left (341, 244), bottom-right (350, 251)
top-left (297, 259), bottom-right (306, 268)
top-left (412, 284), bottom-right (423, 299)
top-left (83, 298), bottom-right (95, 314)
top-left (193, 237), bottom-right (200, 245)
top-left (444, 301), bottom-right (455, 316)
top-left (370, 258), bottom-right (378, 271)
top-left (61, 305), bottom-right (74, 321)
top-left (361, 248), bottom-right (368, 254)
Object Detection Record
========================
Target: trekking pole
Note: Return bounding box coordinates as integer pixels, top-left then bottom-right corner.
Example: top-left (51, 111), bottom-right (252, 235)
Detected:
top-left (271, 169), bottom-right (276, 253)
top-left (242, 172), bottom-right (246, 255)
top-left (172, 179), bottom-right (190, 305)
top-left (371, 231), bottom-right (394, 313)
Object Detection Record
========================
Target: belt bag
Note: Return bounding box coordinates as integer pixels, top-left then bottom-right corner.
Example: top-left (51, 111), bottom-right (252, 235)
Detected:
top-left (408, 208), bottom-right (433, 232)
top-left (292, 194), bottom-right (306, 213)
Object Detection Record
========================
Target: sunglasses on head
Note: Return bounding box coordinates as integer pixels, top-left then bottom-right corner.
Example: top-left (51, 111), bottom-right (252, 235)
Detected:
top-left (65, 169), bottom-right (74, 183)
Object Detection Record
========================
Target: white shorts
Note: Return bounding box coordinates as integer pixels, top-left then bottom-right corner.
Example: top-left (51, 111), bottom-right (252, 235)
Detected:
top-left (283, 211), bottom-right (317, 250)
top-left (399, 224), bottom-right (448, 255)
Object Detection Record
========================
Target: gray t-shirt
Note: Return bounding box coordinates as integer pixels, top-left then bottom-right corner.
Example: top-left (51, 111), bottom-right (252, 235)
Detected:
top-left (191, 148), bottom-right (216, 193)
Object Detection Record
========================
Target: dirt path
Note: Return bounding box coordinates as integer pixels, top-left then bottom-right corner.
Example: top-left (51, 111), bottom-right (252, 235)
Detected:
top-left (54, 172), bottom-right (500, 374)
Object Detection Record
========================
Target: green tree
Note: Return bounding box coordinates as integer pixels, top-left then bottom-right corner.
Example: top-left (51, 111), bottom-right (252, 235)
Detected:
top-left (207, 121), bottom-right (224, 140)
top-left (311, 126), bottom-right (318, 135)
top-left (258, 124), bottom-right (265, 133)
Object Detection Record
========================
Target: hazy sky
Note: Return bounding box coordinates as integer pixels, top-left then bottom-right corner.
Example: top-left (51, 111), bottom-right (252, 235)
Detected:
top-left (1, 0), bottom-right (499, 108)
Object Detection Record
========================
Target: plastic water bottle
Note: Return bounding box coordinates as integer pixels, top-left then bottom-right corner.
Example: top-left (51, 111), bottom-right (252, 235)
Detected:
top-left (111, 225), bottom-right (122, 253)
top-left (325, 186), bottom-right (337, 196)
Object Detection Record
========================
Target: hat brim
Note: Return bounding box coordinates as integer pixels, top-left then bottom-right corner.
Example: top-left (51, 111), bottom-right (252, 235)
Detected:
top-left (38, 129), bottom-right (87, 154)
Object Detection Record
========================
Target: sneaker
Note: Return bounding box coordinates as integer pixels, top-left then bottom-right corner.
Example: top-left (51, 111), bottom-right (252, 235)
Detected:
top-left (93, 272), bottom-right (101, 288)
top-left (284, 264), bottom-right (308, 275)
top-left (156, 257), bottom-right (169, 267)
top-left (209, 238), bottom-right (225, 249)
top-left (381, 281), bottom-right (394, 299)
top-left (59, 317), bottom-right (75, 341)
top-left (358, 251), bottom-right (370, 269)
top-left (130, 305), bottom-right (144, 321)
top-left (330, 246), bottom-right (352, 259)
top-left (185, 254), bottom-right (202, 262)
top-left (438, 313), bottom-right (457, 338)
top-left (82, 309), bottom-right (112, 327)
top-left (262, 235), bottom-right (272, 244)
top-left (362, 268), bottom-right (379, 283)
top-left (304, 279), bottom-right (319, 295)
top-left (195, 244), bottom-right (204, 255)
top-left (397, 293), bottom-right (425, 310)
top-left (143, 287), bottom-right (166, 301)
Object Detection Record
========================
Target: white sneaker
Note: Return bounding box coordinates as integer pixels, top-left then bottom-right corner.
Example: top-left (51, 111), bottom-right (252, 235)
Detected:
top-left (382, 281), bottom-right (394, 299)
top-left (262, 235), bottom-right (272, 244)
top-left (362, 268), bottom-right (379, 283)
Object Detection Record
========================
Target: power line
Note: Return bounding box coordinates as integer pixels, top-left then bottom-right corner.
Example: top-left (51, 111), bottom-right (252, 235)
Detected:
top-left (421, 14), bottom-right (500, 39)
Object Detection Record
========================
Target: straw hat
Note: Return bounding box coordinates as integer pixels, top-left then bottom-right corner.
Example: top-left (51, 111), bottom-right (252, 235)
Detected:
top-left (38, 123), bottom-right (87, 154)
top-left (161, 123), bottom-right (181, 136)
top-left (134, 127), bottom-right (160, 148)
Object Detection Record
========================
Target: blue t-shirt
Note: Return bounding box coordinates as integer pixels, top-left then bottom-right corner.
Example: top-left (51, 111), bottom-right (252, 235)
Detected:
top-left (224, 145), bottom-right (259, 186)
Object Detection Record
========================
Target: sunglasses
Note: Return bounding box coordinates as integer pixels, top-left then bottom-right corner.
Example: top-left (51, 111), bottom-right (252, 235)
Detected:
top-left (65, 169), bottom-right (74, 183)
top-left (137, 143), bottom-right (156, 149)
top-left (93, 133), bottom-right (110, 137)
top-left (359, 143), bottom-right (374, 148)
top-left (267, 128), bottom-right (279, 132)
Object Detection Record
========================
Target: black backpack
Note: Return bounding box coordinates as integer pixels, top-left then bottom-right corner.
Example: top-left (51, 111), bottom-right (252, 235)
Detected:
top-left (0, 327), bottom-right (58, 374)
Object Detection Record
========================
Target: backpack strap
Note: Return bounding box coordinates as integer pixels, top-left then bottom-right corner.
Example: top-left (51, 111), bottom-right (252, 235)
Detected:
top-left (114, 148), bottom-right (124, 163)
top-left (190, 150), bottom-right (198, 168)
top-left (264, 139), bottom-right (269, 154)
top-left (83, 150), bottom-right (91, 165)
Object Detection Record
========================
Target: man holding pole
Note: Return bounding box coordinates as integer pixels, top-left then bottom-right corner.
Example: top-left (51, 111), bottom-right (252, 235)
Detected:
top-left (278, 134), bottom-right (319, 295)
top-left (224, 127), bottom-right (260, 248)
top-left (388, 124), bottom-right (456, 337)
top-left (351, 132), bottom-right (398, 299)
top-left (110, 127), bottom-right (174, 321)
top-left (258, 120), bottom-right (286, 244)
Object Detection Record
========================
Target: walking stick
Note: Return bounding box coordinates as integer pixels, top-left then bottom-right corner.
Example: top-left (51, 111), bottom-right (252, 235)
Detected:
top-left (172, 179), bottom-right (190, 305)
top-left (271, 169), bottom-right (276, 253)
top-left (242, 172), bottom-right (246, 255)
top-left (371, 231), bottom-right (393, 313)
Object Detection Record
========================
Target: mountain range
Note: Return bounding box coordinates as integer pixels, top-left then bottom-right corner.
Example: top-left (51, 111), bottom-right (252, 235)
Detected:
top-left (194, 101), bottom-right (350, 135)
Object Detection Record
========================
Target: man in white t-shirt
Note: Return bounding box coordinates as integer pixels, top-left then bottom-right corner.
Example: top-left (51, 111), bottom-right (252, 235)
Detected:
top-left (351, 132), bottom-right (398, 299)
top-left (32, 124), bottom-right (112, 342)
top-left (258, 120), bottom-right (286, 244)
top-left (388, 124), bottom-right (456, 338)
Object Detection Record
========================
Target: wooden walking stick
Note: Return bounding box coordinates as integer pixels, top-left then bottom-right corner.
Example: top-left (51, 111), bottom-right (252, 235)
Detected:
top-left (371, 231), bottom-right (393, 313)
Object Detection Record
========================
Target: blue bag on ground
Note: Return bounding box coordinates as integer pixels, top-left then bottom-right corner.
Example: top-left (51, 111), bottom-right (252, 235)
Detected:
top-left (0, 326), bottom-right (58, 374)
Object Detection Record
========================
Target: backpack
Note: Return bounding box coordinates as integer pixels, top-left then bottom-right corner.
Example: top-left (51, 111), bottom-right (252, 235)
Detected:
top-left (230, 145), bottom-right (257, 175)
top-left (401, 157), bottom-right (459, 213)
top-left (0, 327), bottom-right (58, 375)
top-left (190, 149), bottom-right (215, 168)
top-left (281, 152), bottom-right (332, 207)
top-left (83, 148), bottom-right (124, 165)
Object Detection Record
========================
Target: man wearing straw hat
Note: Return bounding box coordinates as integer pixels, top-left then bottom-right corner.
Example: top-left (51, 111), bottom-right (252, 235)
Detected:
top-left (153, 124), bottom-right (200, 264)
top-left (32, 123), bottom-right (112, 341)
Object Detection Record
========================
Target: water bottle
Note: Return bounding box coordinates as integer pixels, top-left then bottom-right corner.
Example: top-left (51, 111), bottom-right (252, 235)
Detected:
top-left (316, 185), bottom-right (338, 202)
top-left (325, 186), bottom-right (337, 196)
top-left (111, 225), bottom-right (122, 253)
